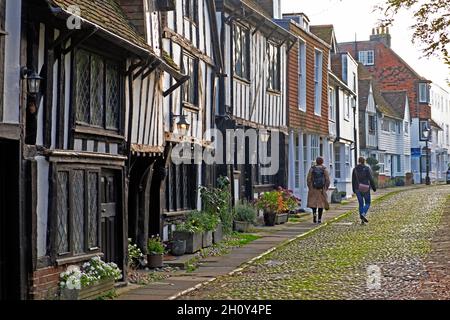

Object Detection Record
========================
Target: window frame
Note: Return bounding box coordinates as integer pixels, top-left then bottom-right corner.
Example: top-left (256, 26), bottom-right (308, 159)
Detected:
top-left (418, 83), bottom-right (430, 104)
top-left (267, 41), bottom-right (281, 92)
top-left (181, 51), bottom-right (199, 107)
top-left (329, 87), bottom-right (336, 122)
top-left (233, 23), bottom-right (251, 81)
top-left (54, 166), bottom-right (102, 260)
top-left (382, 119), bottom-right (390, 132)
top-left (73, 48), bottom-right (123, 134)
top-left (298, 39), bottom-right (307, 111)
top-left (358, 50), bottom-right (374, 66)
top-left (368, 114), bottom-right (376, 134)
top-left (182, 0), bottom-right (198, 25)
top-left (314, 49), bottom-right (323, 116)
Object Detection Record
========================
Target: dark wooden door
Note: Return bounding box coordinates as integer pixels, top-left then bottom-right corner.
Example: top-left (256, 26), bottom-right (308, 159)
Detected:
top-left (101, 171), bottom-right (119, 264)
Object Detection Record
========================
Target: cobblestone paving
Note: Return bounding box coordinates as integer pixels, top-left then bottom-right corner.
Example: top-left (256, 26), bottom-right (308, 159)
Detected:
top-left (180, 186), bottom-right (450, 300)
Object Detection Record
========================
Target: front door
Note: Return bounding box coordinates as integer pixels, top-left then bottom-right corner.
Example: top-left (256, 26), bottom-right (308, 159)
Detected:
top-left (101, 170), bottom-right (120, 264)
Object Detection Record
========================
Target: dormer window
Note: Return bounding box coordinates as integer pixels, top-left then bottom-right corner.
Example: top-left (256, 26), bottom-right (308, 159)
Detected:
top-left (358, 50), bottom-right (374, 66)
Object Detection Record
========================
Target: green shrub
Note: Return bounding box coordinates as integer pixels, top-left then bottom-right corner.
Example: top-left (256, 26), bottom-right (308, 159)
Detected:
top-left (234, 202), bottom-right (257, 223)
top-left (147, 237), bottom-right (165, 255)
top-left (200, 176), bottom-right (233, 234)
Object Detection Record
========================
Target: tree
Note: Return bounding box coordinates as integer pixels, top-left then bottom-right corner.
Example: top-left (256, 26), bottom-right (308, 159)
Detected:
top-left (376, 0), bottom-right (450, 83)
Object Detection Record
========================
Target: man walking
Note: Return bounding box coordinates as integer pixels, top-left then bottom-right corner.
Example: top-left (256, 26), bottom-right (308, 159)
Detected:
top-left (352, 157), bottom-right (377, 225)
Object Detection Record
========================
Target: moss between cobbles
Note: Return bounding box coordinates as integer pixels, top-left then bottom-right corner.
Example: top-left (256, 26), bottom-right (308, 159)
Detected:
top-left (183, 186), bottom-right (450, 300)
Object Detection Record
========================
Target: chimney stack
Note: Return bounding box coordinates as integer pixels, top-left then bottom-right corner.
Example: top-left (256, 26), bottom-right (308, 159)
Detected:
top-left (370, 26), bottom-right (391, 48)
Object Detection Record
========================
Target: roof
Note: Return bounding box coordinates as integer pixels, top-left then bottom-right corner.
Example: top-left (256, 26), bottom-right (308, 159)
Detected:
top-left (381, 91), bottom-right (408, 118)
top-left (241, 0), bottom-right (272, 18)
top-left (310, 25), bottom-right (334, 45)
top-left (49, 0), bottom-right (150, 52)
top-left (430, 119), bottom-right (444, 131)
top-left (358, 65), bottom-right (403, 119)
top-left (338, 40), bottom-right (430, 82)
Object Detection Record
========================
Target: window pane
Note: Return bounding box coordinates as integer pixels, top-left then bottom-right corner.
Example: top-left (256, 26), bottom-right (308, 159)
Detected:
top-left (106, 64), bottom-right (120, 130)
top-left (90, 54), bottom-right (104, 127)
top-left (76, 50), bottom-right (90, 124)
top-left (57, 171), bottom-right (70, 254)
top-left (72, 170), bottom-right (85, 254)
top-left (88, 172), bottom-right (99, 249)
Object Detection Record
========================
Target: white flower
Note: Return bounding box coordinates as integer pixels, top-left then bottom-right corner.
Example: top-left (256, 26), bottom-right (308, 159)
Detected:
top-left (66, 265), bottom-right (80, 274)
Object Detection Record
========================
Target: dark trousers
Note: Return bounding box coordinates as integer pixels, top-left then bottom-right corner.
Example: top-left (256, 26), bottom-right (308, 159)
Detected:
top-left (312, 208), bottom-right (324, 221)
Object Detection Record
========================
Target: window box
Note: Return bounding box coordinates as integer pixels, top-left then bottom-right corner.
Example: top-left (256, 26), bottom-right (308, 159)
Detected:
top-left (275, 213), bottom-right (289, 225)
top-left (213, 223), bottom-right (223, 244)
top-left (202, 231), bottom-right (213, 248)
top-left (173, 231), bottom-right (202, 254)
top-left (60, 279), bottom-right (115, 300)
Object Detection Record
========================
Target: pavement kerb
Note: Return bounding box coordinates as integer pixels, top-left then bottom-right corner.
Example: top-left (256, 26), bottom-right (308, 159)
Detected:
top-left (166, 186), bottom-right (427, 301)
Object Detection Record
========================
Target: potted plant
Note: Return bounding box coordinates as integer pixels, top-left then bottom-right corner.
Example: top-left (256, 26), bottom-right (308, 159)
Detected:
top-left (190, 211), bottom-right (219, 248)
top-left (147, 237), bottom-right (165, 269)
top-left (59, 257), bottom-right (122, 300)
top-left (276, 188), bottom-right (300, 225)
top-left (233, 202), bottom-right (257, 233)
top-left (255, 188), bottom-right (300, 226)
top-left (173, 220), bottom-right (203, 254)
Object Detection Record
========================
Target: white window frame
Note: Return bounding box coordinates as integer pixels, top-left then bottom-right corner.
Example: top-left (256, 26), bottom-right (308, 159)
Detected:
top-left (298, 39), bottom-right (306, 111)
top-left (358, 50), bottom-right (374, 66)
top-left (419, 83), bottom-right (430, 104)
top-left (329, 87), bottom-right (336, 122)
top-left (382, 119), bottom-right (390, 132)
top-left (314, 49), bottom-right (323, 116)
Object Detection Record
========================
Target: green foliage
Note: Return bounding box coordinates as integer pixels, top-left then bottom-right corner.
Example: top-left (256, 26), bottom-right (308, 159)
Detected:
top-left (254, 188), bottom-right (300, 214)
top-left (128, 239), bottom-right (144, 269)
top-left (200, 176), bottom-right (233, 234)
top-left (147, 237), bottom-right (165, 255)
top-left (189, 211), bottom-right (220, 232)
top-left (367, 157), bottom-right (381, 174)
top-left (176, 220), bottom-right (204, 234)
top-left (234, 202), bottom-right (257, 223)
top-left (377, 0), bottom-right (450, 71)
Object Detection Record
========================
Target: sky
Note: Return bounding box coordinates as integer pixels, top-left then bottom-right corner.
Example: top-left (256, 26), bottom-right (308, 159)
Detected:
top-left (281, 0), bottom-right (450, 90)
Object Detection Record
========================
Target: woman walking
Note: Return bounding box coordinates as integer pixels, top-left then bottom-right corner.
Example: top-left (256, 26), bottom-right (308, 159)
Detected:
top-left (307, 157), bottom-right (330, 224)
top-left (352, 157), bottom-right (377, 225)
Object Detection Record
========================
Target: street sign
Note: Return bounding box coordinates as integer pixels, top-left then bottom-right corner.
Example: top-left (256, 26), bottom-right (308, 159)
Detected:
top-left (411, 148), bottom-right (421, 157)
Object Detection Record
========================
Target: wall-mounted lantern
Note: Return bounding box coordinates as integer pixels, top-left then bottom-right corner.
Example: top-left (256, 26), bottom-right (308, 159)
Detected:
top-left (21, 67), bottom-right (44, 96)
top-left (173, 114), bottom-right (190, 136)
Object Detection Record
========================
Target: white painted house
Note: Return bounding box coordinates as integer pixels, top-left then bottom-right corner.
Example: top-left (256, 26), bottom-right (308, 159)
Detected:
top-left (329, 52), bottom-right (359, 198)
top-left (358, 65), bottom-right (412, 186)
top-left (430, 83), bottom-right (450, 182)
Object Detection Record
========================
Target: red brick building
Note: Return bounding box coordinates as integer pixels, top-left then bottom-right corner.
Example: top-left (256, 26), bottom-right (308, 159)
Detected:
top-left (339, 27), bottom-right (432, 122)
top-left (276, 14), bottom-right (330, 208)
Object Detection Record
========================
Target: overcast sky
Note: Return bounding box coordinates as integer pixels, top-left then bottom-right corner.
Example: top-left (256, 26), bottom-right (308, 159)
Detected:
top-left (281, 0), bottom-right (449, 90)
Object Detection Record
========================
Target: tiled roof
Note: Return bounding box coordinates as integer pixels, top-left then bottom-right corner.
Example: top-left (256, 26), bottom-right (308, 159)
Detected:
top-left (310, 25), bottom-right (334, 45)
top-left (381, 91), bottom-right (408, 118)
top-left (49, 0), bottom-right (150, 52)
top-left (241, 0), bottom-right (272, 18)
top-left (358, 65), bottom-right (402, 119)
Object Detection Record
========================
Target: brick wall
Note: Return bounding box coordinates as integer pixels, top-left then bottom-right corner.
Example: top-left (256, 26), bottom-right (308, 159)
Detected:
top-left (340, 41), bottom-right (431, 120)
top-left (29, 266), bottom-right (65, 300)
top-left (118, 0), bottom-right (146, 36)
top-left (287, 23), bottom-right (329, 136)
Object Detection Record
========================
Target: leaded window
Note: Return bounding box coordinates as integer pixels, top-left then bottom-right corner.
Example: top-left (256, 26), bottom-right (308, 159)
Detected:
top-left (75, 49), bottom-right (121, 131)
top-left (267, 42), bottom-right (281, 91)
top-left (233, 24), bottom-right (250, 80)
top-left (183, 0), bottom-right (197, 23)
top-left (56, 168), bottom-right (100, 257)
top-left (166, 162), bottom-right (197, 212)
top-left (182, 53), bottom-right (198, 106)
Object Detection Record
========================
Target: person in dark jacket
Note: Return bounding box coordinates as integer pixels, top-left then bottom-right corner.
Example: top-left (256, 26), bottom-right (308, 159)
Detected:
top-left (352, 157), bottom-right (377, 225)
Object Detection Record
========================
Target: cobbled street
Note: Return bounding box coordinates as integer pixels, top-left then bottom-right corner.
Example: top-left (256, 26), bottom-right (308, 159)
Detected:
top-left (180, 186), bottom-right (450, 300)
